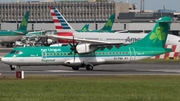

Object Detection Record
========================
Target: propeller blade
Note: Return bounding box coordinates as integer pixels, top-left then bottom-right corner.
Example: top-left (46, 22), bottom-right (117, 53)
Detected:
top-left (68, 35), bottom-right (78, 62)
top-left (73, 35), bottom-right (75, 62)
top-left (73, 35), bottom-right (75, 46)
top-left (73, 51), bottom-right (75, 62)
top-left (68, 50), bottom-right (73, 55)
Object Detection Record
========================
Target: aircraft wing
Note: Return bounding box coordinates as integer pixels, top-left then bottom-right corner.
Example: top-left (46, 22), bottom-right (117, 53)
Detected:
top-left (48, 35), bottom-right (129, 50)
top-left (48, 35), bottom-right (128, 44)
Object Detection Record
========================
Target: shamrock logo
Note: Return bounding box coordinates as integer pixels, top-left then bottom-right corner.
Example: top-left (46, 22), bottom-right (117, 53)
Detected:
top-left (82, 28), bottom-right (87, 32)
top-left (21, 18), bottom-right (27, 26)
top-left (150, 26), bottom-right (166, 43)
top-left (105, 19), bottom-right (112, 27)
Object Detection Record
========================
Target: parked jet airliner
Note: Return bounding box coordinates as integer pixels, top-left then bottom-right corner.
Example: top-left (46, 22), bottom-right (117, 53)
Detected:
top-left (49, 7), bottom-right (180, 45)
top-left (1, 15), bottom-right (173, 70)
top-left (0, 11), bottom-right (30, 47)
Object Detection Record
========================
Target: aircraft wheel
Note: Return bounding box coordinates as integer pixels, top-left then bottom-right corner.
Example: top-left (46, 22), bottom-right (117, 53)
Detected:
top-left (72, 67), bottom-right (79, 70)
top-left (86, 65), bottom-right (93, 70)
top-left (10, 65), bottom-right (16, 71)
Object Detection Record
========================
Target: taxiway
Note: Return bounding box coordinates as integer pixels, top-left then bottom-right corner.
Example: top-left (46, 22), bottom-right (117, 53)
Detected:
top-left (0, 62), bottom-right (180, 76)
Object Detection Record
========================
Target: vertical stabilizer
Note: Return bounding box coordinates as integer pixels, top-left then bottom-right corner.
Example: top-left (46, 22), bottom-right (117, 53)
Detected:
top-left (101, 14), bottom-right (115, 31)
top-left (80, 24), bottom-right (89, 32)
top-left (17, 11), bottom-right (30, 32)
top-left (49, 6), bottom-right (75, 36)
top-left (132, 16), bottom-right (172, 48)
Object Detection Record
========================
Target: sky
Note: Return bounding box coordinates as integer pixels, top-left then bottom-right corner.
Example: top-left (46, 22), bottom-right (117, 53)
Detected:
top-left (1, 0), bottom-right (180, 12)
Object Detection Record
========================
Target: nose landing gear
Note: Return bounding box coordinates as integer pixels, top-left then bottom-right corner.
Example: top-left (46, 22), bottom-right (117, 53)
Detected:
top-left (10, 65), bottom-right (16, 70)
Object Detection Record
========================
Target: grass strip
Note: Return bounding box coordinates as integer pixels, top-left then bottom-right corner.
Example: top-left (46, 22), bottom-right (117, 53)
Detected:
top-left (0, 75), bottom-right (180, 101)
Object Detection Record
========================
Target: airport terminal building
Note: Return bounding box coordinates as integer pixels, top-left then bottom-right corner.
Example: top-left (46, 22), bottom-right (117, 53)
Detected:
top-left (0, 1), bottom-right (135, 23)
top-left (0, 0), bottom-right (180, 35)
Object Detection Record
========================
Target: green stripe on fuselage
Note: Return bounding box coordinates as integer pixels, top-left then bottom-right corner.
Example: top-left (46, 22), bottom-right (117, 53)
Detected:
top-left (4, 45), bottom-right (171, 58)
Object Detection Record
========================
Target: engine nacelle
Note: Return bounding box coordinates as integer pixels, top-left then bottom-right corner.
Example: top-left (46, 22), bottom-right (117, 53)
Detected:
top-left (47, 39), bottom-right (53, 44)
top-left (76, 44), bottom-right (97, 54)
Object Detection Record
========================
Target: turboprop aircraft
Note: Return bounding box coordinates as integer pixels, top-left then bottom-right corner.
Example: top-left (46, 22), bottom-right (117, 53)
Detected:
top-left (0, 11), bottom-right (30, 47)
top-left (49, 7), bottom-right (180, 45)
top-left (1, 16), bottom-right (173, 71)
top-left (76, 14), bottom-right (115, 32)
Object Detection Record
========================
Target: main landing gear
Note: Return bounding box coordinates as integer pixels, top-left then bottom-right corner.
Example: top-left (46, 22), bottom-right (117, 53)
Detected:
top-left (71, 64), bottom-right (94, 71)
top-left (72, 67), bottom-right (79, 70)
top-left (86, 64), bottom-right (94, 70)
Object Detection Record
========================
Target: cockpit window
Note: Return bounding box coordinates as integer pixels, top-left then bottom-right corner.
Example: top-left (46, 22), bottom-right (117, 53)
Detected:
top-left (10, 50), bottom-right (16, 54)
top-left (15, 51), bottom-right (23, 54)
top-left (10, 50), bottom-right (23, 54)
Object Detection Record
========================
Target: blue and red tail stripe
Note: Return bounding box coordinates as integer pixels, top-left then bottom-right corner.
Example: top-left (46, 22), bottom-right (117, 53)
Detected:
top-left (50, 6), bottom-right (71, 30)
top-left (50, 6), bottom-right (78, 43)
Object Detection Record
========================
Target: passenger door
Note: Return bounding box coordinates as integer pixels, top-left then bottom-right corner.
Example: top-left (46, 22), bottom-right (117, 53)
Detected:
top-left (41, 50), bottom-right (47, 59)
top-left (129, 47), bottom-right (136, 61)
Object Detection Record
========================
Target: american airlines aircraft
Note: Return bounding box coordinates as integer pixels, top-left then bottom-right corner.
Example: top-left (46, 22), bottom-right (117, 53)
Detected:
top-left (49, 7), bottom-right (180, 45)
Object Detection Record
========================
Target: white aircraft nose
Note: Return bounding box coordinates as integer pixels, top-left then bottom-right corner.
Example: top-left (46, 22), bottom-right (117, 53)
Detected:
top-left (1, 57), bottom-right (8, 63)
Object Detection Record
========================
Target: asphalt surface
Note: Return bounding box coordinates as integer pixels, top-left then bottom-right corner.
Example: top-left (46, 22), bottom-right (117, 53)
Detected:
top-left (1, 62), bottom-right (180, 76)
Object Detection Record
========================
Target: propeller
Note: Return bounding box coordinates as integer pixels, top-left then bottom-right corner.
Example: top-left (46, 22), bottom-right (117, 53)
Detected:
top-left (68, 35), bottom-right (79, 62)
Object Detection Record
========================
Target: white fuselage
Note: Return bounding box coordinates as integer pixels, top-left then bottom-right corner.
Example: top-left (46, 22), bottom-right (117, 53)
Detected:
top-left (2, 55), bottom-right (150, 66)
top-left (72, 32), bottom-right (180, 45)
top-left (0, 35), bottom-right (23, 43)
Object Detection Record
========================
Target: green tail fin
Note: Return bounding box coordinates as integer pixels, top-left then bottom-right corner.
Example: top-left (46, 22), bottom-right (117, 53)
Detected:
top-left (101, 14), bottom-right (115, 31)
top-left (132, 16), bottom-right (172, 47)
top-left (17, 11), bottom-right (30, 32)
top-left (80, 24), bottom-right (89, 32)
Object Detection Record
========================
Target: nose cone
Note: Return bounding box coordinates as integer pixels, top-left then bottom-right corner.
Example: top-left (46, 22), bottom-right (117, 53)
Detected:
top-left (1, 57), bottom-right (8, 63)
